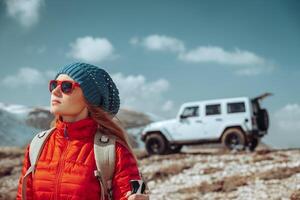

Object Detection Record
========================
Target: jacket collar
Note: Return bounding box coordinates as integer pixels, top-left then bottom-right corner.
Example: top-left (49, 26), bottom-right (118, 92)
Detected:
top-left (55, 116), bottom-right (98, 140)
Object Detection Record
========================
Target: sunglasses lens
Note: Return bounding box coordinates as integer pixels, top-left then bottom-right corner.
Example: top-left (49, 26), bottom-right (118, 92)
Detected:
top-left (61, 81), bottom-right (73, 93)
top-left (49, 81), bottom-right (57, 92)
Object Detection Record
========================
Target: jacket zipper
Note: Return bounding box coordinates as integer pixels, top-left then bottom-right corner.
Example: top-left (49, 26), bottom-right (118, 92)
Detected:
top-left (55, 124), bottom-right (70, 200)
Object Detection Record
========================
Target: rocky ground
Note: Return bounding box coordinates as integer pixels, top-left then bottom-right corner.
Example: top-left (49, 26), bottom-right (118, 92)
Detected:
top-left (137, 146), bottom-right (300, 200)
top-left (1, 146), bottom-right (300, 200)
top-left (0, 147), bottom-right (24, 200)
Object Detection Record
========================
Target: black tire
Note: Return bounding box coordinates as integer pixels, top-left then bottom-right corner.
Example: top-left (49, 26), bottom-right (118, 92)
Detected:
top-left (248, 137), bottom-right (259, 152)
top-left (222, 128), bottom-right (246, 150)
top-left (168, 144), bottom-right (183, 154)
top-left (145, 134), bottom-right (168, 155)
top-left (257, 109), bottom-right (269, 131)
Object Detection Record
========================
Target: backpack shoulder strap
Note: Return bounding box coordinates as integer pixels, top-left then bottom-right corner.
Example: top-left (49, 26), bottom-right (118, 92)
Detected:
top-left (22, 127), bottom-right (56, 200)
top-left (29, 127), bottom-right (56, 173)
top-left (94, 129), bottom-right (116, 200)
top-left (94, 128), bottom-right (133, 200)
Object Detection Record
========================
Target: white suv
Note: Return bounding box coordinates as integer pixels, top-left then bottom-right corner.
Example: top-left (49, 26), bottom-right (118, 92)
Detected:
top-left (141, 93), bottom-right (271, 155)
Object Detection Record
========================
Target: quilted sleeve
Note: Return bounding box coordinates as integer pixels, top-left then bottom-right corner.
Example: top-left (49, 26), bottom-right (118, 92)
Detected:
top-left (16, 144), bottom-right (33, 200)
top-left (112, 142), bottom-right (141, 200)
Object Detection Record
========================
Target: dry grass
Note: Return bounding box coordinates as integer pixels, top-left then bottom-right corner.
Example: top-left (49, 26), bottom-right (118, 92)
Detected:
top-left (255, 149), bottom-right (272, 155)
top-left (252, 155), bottom-right (274, 163)
top-left (177, 175), bottom-right (249, 194)
top-left (0, 147), bottom-right (24, 159)
top-left (202, 167), bottom-right (223, 175)
top-left (0, 166), bottom-right (13, 177)
top-left (257, 166), bottom-right (300, 181)
top-left (133, 149), bottom-right (149, 160)
top-left (176, 165), bottom-right (300, 195)
top-left (138, 153), bottom-right (195, 166)
top-left (146, 162), bottom-right (193, 182)
top-left (291, 189), bottom-right (300, 200)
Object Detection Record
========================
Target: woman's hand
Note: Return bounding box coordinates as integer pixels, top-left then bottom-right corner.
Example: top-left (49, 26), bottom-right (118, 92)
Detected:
top-left (125, 191), bottom-right (150, 200)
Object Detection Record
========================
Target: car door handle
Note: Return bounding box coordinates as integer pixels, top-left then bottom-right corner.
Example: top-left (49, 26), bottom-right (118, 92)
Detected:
top-left (215, 118), bottom-right (223, 121)
top-left (195, 120), bottom-right (202, 123)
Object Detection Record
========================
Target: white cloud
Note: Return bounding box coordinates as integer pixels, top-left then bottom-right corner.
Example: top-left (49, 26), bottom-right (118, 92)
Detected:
top-left (111, 73), bottom-right (173, 116)
top-left (265, 103), bottom-right (300, 148)
top-left (234, 65), bottom-right (274, 76)
top-left (129, 37), bottom-right (139, 45)
top-left (162, 100), bottom-right (174, 111)
top-left (179, 46), bottom-right (265, 65)
top-left (45, 70), bottom-right (56, 79)
top-left (68, 36), bottom-right (115, 63)
top-left (132, 34), bottom-right (275, 76)
top-left (26, 45), bottom-right (47, 54)
top-left (179, 46), bottom-right (275, 76)
top-left (4, 0), bottom-right (44, 28)
top-left (273, 104), bottom-right (300, 132)
top-left (131, 35), bottom-right (185, 53)
top-left (1, 67), bottom-right (54, 88)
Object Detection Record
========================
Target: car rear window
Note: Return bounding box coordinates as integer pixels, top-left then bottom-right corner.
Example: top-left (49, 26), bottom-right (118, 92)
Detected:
top-left (205, 104), bottom-right (221, 115)
top-left (227, 102), bottom-right (246, 113)
top-left (251, 100), bottom-right (259, 115)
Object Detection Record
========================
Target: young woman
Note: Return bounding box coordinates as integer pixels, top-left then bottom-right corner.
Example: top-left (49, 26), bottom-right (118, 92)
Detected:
top-left (16, 62), bottom-right (149, 200)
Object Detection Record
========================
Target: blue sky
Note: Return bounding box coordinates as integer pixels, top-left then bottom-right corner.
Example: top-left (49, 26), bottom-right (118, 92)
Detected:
top-left (0, 0), bottom-right (299, 147)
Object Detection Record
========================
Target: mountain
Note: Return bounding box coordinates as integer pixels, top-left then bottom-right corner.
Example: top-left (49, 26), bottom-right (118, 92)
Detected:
top-left (26, 108), bottom-right (54, 130)
top-left (0, 108), bottom-right (39, 147)
top-left (114, 108), bottom-right (154, 129)
top-left (0, 102), bottom-right (35, 120)
top-left (0, 102), bottom-right (158, 148)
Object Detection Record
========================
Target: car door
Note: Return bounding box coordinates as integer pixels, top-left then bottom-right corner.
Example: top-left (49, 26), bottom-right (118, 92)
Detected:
top-left (202, 103), bottom-right (224, 139)
top-left (173, 105), bottom-right (205, 140)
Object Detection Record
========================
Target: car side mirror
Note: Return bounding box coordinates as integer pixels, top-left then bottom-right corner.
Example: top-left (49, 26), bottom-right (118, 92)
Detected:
top-left (180, 114), bottom-right (187, 119)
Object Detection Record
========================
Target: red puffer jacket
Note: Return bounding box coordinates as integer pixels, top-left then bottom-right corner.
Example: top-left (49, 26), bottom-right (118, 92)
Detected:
top-left (16, 117), bottom-right (141, 200)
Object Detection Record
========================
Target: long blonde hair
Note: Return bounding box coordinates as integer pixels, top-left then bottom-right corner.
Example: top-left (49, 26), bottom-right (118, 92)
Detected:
top-left (50, 99), bottom-right (137, 162)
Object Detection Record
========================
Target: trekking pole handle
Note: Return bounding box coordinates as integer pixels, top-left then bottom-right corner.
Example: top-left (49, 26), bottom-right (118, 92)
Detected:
top-left (130, 180), bottom-right (146, 194)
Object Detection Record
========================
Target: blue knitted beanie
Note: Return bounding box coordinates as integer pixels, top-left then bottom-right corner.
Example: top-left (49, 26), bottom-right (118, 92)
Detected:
top-left (54, 62), bottom-right (120, 116)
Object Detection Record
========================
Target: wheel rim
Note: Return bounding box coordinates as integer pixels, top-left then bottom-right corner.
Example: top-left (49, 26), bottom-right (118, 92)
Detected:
top-left (249, 138), bottom-right (258, 149)
top-left (170, 145), bottom-right (179, 150)
top-left (147, 139), bottom-right (161, 154)
top-left (225, 133), bottom-right (242, 149)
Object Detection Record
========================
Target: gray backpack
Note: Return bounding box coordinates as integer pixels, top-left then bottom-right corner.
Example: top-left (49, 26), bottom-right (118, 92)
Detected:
top-left (21, 127), bottom-right (129, 200)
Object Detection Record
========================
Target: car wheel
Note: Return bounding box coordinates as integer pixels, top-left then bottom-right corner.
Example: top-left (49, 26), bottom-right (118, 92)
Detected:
top-left (248, 137), bottom-right (259, 151)
top-left (222, 128), bottom-right (246, 151)
top-left (257, 109), bottom-right (269, 131)
top-left (168, 144), bottom-right (183, 154)
top-left (145, 134), bottom-right (168, 155)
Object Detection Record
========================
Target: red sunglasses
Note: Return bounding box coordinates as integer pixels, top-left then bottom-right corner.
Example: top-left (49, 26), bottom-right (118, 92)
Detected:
top-left (49, 80), bottom-right (80, 94)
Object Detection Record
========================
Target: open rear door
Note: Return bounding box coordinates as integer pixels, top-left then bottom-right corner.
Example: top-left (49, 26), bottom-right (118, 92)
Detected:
top-left (251, 92), bottom-right (273, 102)
top-left (251, 92), bottom-right (272, 133)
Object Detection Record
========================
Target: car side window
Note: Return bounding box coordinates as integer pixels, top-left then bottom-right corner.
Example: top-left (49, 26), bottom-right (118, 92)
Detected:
top-left (181, 106), bottom-right (199, 118)
top-left (227, 102), bottom-right (246, 113)
top-left (205, 104), bottom-right (221, 115)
